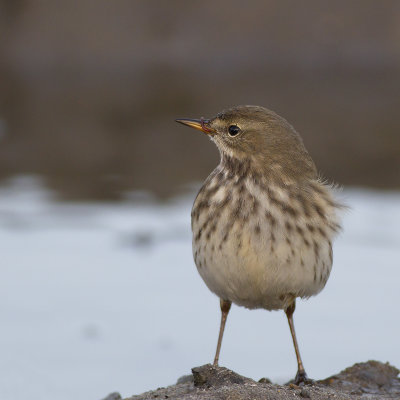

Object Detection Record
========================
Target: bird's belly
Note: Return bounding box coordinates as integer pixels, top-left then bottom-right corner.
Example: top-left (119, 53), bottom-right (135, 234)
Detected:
top-left (192, 215), bottom-right (333, 311)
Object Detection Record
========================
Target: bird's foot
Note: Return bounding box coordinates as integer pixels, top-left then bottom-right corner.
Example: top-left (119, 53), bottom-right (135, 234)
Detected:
top-left (294, 370), bottom-right (314, 386)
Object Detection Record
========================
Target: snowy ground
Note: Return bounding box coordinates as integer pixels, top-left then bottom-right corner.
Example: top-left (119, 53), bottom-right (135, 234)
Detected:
top-left (0, 176), bottom-right (399, 400)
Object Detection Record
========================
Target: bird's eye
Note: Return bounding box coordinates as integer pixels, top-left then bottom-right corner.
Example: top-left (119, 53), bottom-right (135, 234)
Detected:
top-left (228, 125), bottom-right (241, 137)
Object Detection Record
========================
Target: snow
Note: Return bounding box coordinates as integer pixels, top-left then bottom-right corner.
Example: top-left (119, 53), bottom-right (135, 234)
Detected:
top-left (0, 176), bottom-right (399, 400)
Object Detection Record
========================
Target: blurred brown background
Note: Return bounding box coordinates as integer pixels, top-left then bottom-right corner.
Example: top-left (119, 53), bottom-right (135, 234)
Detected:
top-left (0, 0), bottom-right (399, 201)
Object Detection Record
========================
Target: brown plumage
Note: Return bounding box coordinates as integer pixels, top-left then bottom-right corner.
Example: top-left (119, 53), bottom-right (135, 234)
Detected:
top-left (176, 105), bottom-right (343, 385)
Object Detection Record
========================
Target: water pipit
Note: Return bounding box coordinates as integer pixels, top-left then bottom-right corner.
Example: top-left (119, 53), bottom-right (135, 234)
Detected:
top-left (176, 105), bottom-right (342, 385)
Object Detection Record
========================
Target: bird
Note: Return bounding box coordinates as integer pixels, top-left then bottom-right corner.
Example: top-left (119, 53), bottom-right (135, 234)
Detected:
top-left (175, 105), bottom-right (342, 385)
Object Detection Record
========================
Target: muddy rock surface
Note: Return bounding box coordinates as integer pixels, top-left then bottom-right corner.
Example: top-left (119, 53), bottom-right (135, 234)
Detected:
top-left (116, 360), bottom-right (399, 400)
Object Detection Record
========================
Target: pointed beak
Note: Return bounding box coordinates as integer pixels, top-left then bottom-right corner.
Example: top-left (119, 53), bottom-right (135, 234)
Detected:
top-left (175, 117), bottom-right (215, 135)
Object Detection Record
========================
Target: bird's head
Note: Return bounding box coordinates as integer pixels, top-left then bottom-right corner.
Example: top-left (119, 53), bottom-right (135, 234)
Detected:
top-left (176, 105), bottom-right (316, 182)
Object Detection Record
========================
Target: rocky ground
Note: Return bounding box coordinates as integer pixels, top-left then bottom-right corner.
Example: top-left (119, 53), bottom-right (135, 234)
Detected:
top-left (104, 360), bottom-right (400, 400)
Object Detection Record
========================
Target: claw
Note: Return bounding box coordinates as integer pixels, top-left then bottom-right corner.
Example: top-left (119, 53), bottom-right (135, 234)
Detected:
top-left (294, 370), bottom-right (314, 386)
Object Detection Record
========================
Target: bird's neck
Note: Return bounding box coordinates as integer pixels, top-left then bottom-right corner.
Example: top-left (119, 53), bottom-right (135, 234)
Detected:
top-left (220, 153), bottom-right (251, 178)
top-left (219, 150), bottom-right (316, 186)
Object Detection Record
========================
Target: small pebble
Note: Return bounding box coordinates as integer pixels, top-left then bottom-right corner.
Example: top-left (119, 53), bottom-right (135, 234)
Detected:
top-left (101, 393), bottom-right (122, 400)
top-left (300, 387), bottom-right (311, 398)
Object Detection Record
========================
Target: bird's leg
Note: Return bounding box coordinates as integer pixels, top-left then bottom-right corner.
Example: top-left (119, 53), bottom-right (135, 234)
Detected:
top-left (285, 300), bottom-right (312, 385)
top-left (213, 299), bottom-right (231, 366)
